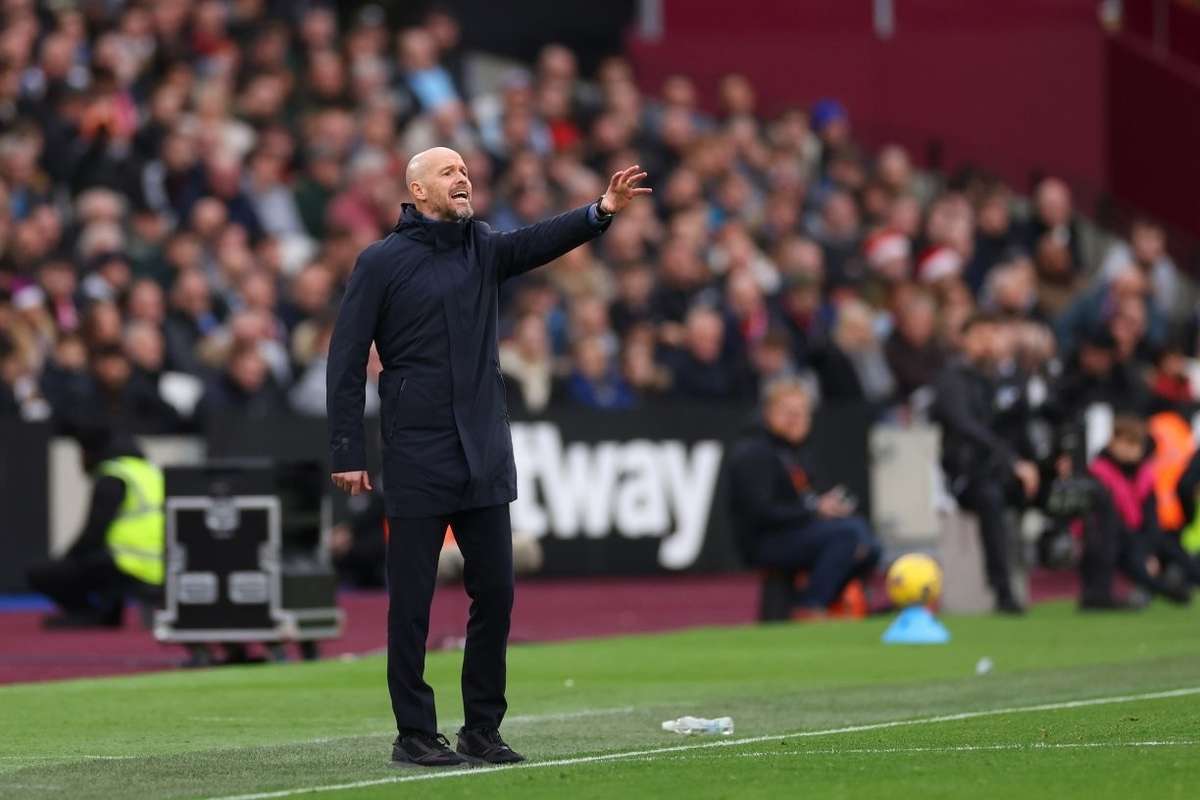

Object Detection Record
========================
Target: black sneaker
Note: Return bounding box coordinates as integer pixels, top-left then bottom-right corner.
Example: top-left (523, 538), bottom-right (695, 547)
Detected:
top-left (1079, 595), bottom-right (1139, 612)
top-left (456, 727), bottom-right (526, 765)
top-left (391, 731), bottom-right (468, 767)
top-left (994, 595), bottom-right (1026, 616)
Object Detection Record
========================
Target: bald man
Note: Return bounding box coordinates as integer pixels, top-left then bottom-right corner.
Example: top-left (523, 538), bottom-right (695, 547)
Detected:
top-left (328, 147), bottom-right (649, 767)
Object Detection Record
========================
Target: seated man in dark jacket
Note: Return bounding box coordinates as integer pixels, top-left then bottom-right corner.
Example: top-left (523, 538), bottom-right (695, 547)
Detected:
top-left (727, 378), bottom-right (881, 616)
top-left (933, 312), bottom-right (1040, 614)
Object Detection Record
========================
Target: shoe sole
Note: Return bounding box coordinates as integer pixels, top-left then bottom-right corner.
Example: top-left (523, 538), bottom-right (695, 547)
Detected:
top-left (389, 755), bottom-right (470, 769)
top-left (456, 750), bottom-right (525, 766)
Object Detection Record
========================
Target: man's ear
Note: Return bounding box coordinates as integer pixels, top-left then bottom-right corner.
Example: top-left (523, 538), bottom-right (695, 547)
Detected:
top-left (409, 181), bottom-right (425, 201)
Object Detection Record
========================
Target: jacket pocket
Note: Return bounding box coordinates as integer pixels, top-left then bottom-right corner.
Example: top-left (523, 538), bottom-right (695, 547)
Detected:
top-left (384, 377), bottom-right (407, 442)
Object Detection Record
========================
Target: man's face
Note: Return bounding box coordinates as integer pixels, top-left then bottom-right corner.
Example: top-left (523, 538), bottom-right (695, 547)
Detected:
top-left (766, 389), bottom-right (811, 445)
top-left (962, 322), bottom-right (996, 365)
top-left (412, 150), bottom-right (473, 221)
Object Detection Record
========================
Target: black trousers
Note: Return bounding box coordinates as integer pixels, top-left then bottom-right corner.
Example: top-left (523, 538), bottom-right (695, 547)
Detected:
top-left (386, 504), bottom-right (514, 735)
top-left (26, 550), bottom-right (128, 619)
top-left (956, 475), bottom-right (1018, 600)
top-left (753, 516), bottom-right (882, 608)
top-left (1080, 487), bottom-right (1198, 601)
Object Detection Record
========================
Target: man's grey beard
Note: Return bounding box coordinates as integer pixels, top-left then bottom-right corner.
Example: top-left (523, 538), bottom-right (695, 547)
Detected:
top-left (453, 203), bottom-right (474, 220)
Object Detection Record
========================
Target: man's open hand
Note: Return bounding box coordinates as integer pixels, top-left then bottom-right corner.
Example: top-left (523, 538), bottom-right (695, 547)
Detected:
top-left (600, 165), bottom-right (652, 214)
top-left (332, 470), bottom-right (373, 496)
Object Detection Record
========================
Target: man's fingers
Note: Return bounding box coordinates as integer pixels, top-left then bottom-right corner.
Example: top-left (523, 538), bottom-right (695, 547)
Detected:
top-left (364, 473), bottom-right (373, 491)
top-left (632, 187), bottom-right (653, 196)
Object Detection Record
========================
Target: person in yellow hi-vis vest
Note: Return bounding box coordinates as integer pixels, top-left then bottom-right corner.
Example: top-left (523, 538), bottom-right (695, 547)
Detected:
top-left (26, 428), bottom-right (164, 629)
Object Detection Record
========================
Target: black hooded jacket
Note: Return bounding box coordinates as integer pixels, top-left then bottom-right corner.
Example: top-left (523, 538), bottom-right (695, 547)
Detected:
top-left (327, 202), bottom-right (610, 518)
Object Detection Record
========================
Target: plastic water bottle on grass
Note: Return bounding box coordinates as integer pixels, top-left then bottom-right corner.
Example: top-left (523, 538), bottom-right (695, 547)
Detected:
top-left (661, 716), bottom-right (734, 735)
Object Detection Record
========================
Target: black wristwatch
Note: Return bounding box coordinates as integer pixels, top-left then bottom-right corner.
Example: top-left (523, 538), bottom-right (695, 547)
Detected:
top-left (594, 196), bottom-right (614, 220)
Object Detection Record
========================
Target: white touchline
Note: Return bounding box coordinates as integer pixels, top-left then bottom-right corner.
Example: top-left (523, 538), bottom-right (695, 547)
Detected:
top-left (680, 740), bottom-right (1200, 758)
top-left (199, 684), bottom-right (1200, 800)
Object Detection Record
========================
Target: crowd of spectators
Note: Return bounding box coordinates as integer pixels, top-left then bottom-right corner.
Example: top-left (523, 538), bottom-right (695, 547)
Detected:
top-left (1, 0), bottom-right (1198, 440)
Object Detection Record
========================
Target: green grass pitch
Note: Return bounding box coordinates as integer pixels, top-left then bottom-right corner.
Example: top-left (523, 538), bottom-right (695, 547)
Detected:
top-left (2, 601), bottom-right (1199, 799)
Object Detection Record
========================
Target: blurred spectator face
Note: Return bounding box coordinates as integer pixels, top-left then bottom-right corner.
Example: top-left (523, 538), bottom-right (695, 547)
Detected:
top-left (1110, 265), bottom-right (1148, 302)
top-left (596, 56), bottom-right (633, 88)
top-left (888, 194), bottom-right (923, 239)
top-left (822, 192), bottom-right (859, 239)
top-left (834, 302), bottom-right (876, 353)
top-left (783, 280), bottom-right (821, 317)
top-left (622, 338), bottom-right (658, 387)
top-left (751, 333), bottom-right (793, 378)
top-left (84, 301), bottom-right (123, 347)
top-left (726, 271), bottom-right (763, 318)
top-left (976, 190), bottom-right (1011, 236)
top-left (399, 28), bottom-right (438, 72)
top-left (513, 314), bottom-right (550, 361)
top-left (573, 336), bottom-right (609, 380)
top-left (1109, 423), bottom-right (1146, 466)
top-left (661, 74), bottom-right (697, 109)
top-left (78, 188), bottom-right (126, 226)
top-left (162, 130), bottom-right (198, 172)
top-left (768, 108), bottom-right (810, 152)
top-left (426, 10), bottom-right (461, 52)
top-left (1110, 298), bottom-right (1146, 359)
top-left (957, 317), bottom-right (988, 363)
top-left (538, 44), bottom-right (577, 85)
top-left (660, 106), bottom-right (696, 153)
top-left (92, 348), bottom-right (131, 392)
top-left (1035, 234), bottom-right (1073, 278)
top-left (876, 145), bottom-right (912, 192)
top-left (718, 73), bottom-right (756, 117)
top-left (228, 345), bottom-right (268, 392)
top-left (764, 192), bottom-right (800, 236)
top-left (1079, 340), bottom-right (1114, 376)
top-left (240, 271), bottom-right (276, 312)
top-left (925, 193), bottom-right (973, 253)
top-left (897, 295), bottom-right (936, 347)
top-left (173, 270), bottom-right (211, 318)
top-left (124, 322), bottom-right (165, 373)
top-left (291, 265), bottom-right (334, 316)
top-left (190, 197), bottom-right (228, 240)
top-left (165, 232), bottom-right (203, 273)
top-left (127, 279), bottom-right (165, 325)
top-left (989, 259), bottom-right (1035, 314)
top-left (308, 49), bottom-right (346, 98)
top-left (1130, 220), bottom-right (1166, 267)
top-left (615, 263), bottom-right (653, 306)
top-left (300, 6), bottom-right (337, 50)
top-left (230, 309), bottom-right (269, 344)
top-left (54, 334), bottom-right (88, 371)
top-left (39, 260), bottom-right (76, 301)
top-left (660, 239), bottom-right (706, 288)
top-left (663, 168), bottom-right (702, 211)
top-left (1034, 178), bottom-right (1072, 227)
top-left (571, 296), bottom-right (610, 339)
top-left (95, 254), bottom-right (133, 295)
top-left (205, 152), bottom-right (243, 200)
top-left (685, 308), bottom-right (725, 363)
top-left (764, 384), bottom-right (811, 445)
top-left (775, 236), bottom-right (824, 282)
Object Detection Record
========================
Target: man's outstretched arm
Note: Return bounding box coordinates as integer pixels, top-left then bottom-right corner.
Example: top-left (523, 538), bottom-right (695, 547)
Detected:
top-left (327, 245), bottom-right (383, 494)
top-left (492, 165), bottom-right (651, 282)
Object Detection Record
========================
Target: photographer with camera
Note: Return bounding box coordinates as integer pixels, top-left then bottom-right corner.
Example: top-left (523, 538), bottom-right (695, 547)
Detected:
top-left (1050, 415), bottom-right (1192, 609)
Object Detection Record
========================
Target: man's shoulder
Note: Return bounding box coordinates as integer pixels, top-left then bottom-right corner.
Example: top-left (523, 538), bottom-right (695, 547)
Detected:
top-left (730, 429), bottom-right (774, 460)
